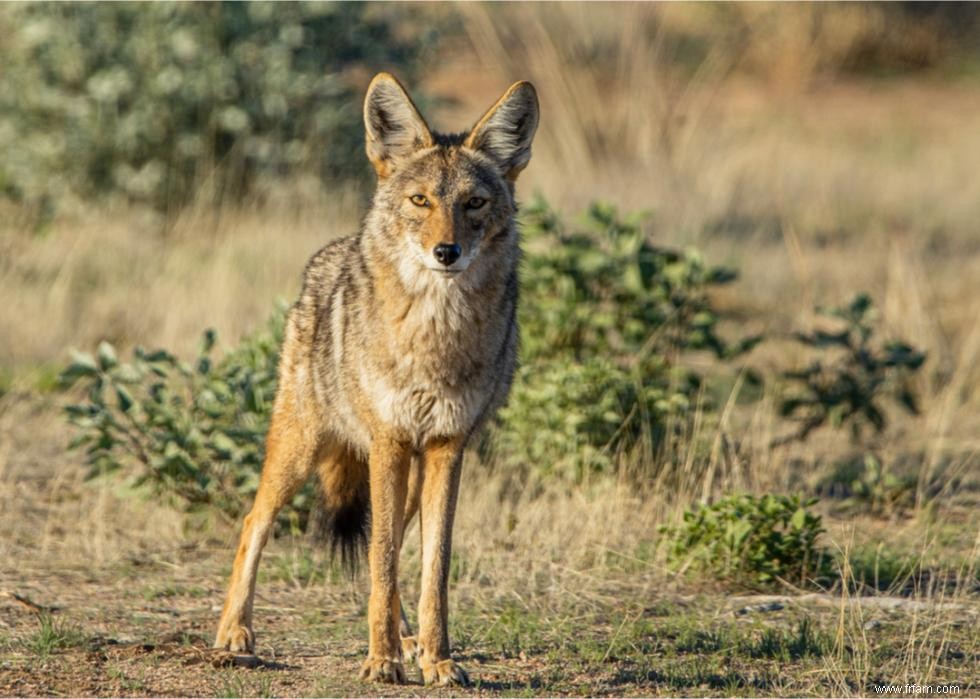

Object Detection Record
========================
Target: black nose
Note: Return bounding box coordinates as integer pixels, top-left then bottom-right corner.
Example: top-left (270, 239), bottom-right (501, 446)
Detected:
top-left (433, 243), bottom-right (462, 266)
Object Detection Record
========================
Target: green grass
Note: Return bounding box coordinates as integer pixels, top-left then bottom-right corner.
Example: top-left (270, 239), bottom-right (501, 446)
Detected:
top-left (24, 613), bottom-right (88, 659)
top-left (446, 597), bottom-right (977, 696)
top-left (106, 665), bottom-right (147, 693)
top-left (675, 627), bottom-right (727, 653)
top-left (0, 362), bottom-right (62, 397)
top-left (259, 548), bottom-right (334, 587)
top-left (745, 618), bottom-right (831, 661)
top-left (217, 671), bottom-right (275, 699)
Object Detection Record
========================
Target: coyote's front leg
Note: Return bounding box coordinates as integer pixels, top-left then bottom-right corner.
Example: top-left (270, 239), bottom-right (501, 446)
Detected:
top-left (215, 408), bottom-right (314, 653)
top-left (360, 434), bottom-right (412, 684)
top-left (417, 436), bottom-right (469, 687)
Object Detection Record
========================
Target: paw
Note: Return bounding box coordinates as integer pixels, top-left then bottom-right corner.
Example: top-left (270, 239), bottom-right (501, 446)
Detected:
top-left (213, 622), bottom-right (255, 654)
top-left (360, 657), bottom-right (407, 684)
top-left (422, 658), bottom-right (470, 687)
top-left (400, 635), bottom-right (419, 664)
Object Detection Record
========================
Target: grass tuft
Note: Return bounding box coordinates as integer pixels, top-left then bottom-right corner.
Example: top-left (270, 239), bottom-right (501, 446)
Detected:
top-left (746, 617), bottom-right (832, 661)
top-left (24, 612), bottom-right (88, 659)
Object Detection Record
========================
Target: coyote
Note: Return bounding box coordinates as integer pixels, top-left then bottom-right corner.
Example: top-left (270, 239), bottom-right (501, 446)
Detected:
top-left (214, 73), bottom-right (539, 686)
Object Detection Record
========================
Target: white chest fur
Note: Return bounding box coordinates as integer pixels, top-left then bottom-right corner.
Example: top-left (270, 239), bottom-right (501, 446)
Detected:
top-left (360, 366), bottom-right (486, 444)
top-left (360, 279), bottom-right (495, 443)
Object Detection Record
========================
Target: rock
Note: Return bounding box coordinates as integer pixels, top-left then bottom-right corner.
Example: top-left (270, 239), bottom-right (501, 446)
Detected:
top-left (736, 601), bottom-right (785, 616)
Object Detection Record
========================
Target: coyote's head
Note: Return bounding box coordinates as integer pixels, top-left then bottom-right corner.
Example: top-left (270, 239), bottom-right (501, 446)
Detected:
top-left (362, 73), bottom-right (538, 282)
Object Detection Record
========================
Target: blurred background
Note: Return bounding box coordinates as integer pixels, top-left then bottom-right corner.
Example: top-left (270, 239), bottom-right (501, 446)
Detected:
top-left (1, 4), bottom-right (978, 695)
top-left (2, 3), bottom-right (979, 374)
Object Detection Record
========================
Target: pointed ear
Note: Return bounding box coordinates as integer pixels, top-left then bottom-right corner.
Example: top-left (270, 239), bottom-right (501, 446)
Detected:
top-left (464, 81), bottom-right (539, 181)
top-left (363, 73), bottom-right (433, 178)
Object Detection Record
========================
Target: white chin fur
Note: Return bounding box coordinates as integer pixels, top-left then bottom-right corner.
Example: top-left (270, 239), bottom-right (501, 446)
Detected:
top-left (396, 247), bottom-right (472, 292)
top-left (424, 263), bottom-right (466, 274)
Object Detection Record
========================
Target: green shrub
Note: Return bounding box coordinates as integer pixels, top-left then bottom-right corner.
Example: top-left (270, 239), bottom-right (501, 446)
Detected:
top-left (518, 199), bottom-right (756, 364)
top-left (818, 453), bottom-right (918, 515)
top-left (495, 356), bottom-right (691, 481)
top-left (776, 293), bottom-right (925, 446)
top-left (0, 3), bottom-right (437, 213)
top-left (662, 493), bottom-right (830, 589)
top-left (495, 198), bottom-right (760, 481)
top-left (776, 293), bottom-right (927, 514)
top-left (60, 303), bottom-right (314, 526)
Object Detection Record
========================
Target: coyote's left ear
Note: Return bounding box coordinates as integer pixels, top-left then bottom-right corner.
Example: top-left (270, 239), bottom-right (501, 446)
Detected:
top-left (364, 72), bottom-right (434, 178)
top-left (465, 81), bottom-right (539, 182)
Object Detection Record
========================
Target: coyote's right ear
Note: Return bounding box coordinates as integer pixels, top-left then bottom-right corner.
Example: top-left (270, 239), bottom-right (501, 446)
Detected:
top-left (465, 81), bottom-right (539, 182)
top-left (364, 73), bottom-right (433, 178)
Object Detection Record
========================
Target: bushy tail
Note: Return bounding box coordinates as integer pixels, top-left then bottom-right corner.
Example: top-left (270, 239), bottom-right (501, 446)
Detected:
top-left (313, 453), bottom-right (370, 575)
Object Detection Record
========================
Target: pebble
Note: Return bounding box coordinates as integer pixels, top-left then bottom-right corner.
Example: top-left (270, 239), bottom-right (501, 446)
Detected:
top-left (735, 601), bottom-right (785, 616)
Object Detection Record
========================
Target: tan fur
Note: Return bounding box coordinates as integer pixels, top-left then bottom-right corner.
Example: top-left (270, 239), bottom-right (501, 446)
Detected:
top-left (214, 73), bottom-right (539, 686)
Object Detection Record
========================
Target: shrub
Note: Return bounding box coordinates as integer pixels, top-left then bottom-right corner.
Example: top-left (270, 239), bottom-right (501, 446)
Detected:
top-left (776, 293), bottom-right (926, 514)
top-left (662, 493), bottom-right (830, 589)
top-left (495, 198), bottom-right (760, 481)
top-left (518, 199), bottom-right (755, 364)
top-left (59, 303), bottom-right (314, 527)
top-left (818, 453), bottom-right (918, 515)
top-left (0, 3), bottom-right (437, 214)
top-left (495, 356), bottom-right (690, 481)
top-left (776, 293), bottom-right (925, 446)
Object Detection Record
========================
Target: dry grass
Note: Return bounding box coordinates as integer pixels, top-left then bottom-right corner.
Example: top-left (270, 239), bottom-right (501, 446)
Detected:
top-left (1, 395), bottom-right (976, 695)
top-left (1, 4), bottom-right (978, 696)
top-left (0, 199), bottom-right (359, 374)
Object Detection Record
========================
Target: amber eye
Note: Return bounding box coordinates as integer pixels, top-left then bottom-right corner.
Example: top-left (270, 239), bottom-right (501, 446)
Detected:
top-left (467, 196), bottom-right (487, 209)
top-left (410, 194), bottom-right (428, 207)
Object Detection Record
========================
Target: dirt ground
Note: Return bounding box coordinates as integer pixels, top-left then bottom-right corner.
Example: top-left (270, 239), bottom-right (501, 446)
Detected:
top-left (1, 395), bottom-right (978, 698)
